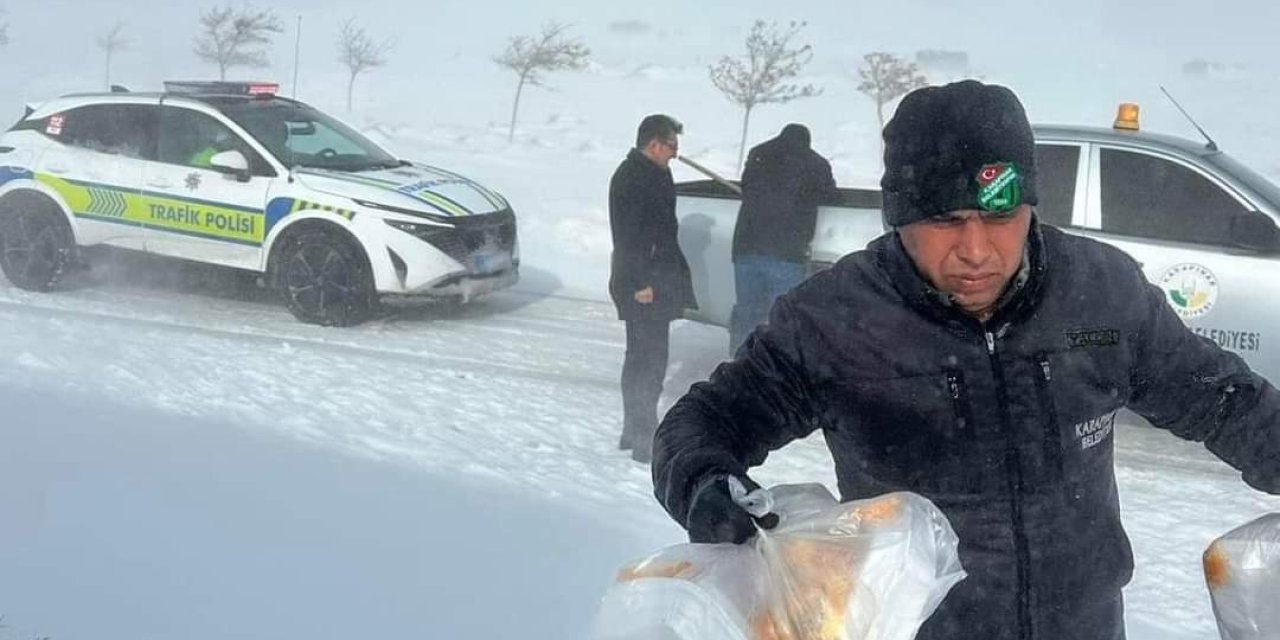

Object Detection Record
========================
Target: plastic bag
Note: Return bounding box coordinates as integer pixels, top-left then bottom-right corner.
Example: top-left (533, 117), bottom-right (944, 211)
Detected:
top-left (592, 484), bottom-right (966, 640)
top-left (1204, 513), bottom-right (1280, 640)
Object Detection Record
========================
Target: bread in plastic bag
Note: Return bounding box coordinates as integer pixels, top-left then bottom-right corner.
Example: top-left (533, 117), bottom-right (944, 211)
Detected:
top-left (1204, 512), bottom-right (1280, 640)
top-left (592, 484), bottom-right (966, 640)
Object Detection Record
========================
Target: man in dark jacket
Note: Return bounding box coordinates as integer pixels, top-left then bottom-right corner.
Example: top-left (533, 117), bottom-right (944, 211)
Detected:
top-left (651, 81), bottom-right (1280, 640)
top-left (609, 114), bottom-right (697, 463)
top-left (729, 123), bottom-right (838, 353)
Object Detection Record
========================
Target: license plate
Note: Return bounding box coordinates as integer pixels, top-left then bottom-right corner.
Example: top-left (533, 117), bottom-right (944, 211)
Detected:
top-left (472, 251), bottom-right (504, 273)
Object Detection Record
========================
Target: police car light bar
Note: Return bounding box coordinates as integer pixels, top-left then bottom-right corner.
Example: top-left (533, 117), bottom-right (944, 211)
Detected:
top-left (164, 81), bottom-right (280, 97)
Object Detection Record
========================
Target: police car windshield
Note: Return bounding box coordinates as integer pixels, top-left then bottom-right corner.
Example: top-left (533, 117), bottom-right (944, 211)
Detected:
top-left (217, 100), bottom-right (399, 171)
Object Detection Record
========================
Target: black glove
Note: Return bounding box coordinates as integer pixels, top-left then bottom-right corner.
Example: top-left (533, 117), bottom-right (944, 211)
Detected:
top-left (686, 474), bottom-right (779, 544)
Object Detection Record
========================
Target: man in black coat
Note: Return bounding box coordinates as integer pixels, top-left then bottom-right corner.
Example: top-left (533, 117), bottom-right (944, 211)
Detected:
top-left (729, 123), bottom-right (838, 353)
top-left (651, 81), bottom-right (1280, 639)
top-left (609, 114), bottom-right (697, 463)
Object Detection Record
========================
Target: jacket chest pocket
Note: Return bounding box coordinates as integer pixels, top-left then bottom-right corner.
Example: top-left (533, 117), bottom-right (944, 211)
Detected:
top-left (843, 370), bottom-right (982, 494)
top-left (1032, 350), bottom-right (1129, 494)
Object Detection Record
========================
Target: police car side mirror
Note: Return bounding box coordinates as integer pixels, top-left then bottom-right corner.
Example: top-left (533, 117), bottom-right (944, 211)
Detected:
top-left (209, 150), bottom-right (252, 182)
top-left (1229, 211), bottom-right (1280, 253)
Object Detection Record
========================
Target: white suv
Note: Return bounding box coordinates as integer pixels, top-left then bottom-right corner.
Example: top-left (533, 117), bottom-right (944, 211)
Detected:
top-left (0, 81), bottom-right (518, 326)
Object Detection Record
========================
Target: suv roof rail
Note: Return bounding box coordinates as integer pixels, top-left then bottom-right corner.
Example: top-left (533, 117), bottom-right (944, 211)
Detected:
top-left (109, 84), bottom-right (131, 93)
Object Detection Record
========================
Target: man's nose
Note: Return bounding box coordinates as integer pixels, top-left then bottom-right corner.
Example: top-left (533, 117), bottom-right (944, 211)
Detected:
top-left (955, 217), bottom-right (993, 266)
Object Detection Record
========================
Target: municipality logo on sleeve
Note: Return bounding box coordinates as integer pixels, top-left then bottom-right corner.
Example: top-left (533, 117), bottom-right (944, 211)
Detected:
top-left (1158, 263), bottom-right (1219, 319)
top-left (976, 162), bottom-right (1020, 212)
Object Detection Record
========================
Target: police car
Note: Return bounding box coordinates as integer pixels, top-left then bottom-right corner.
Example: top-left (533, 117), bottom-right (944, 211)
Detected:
top-left (0, 81), bottom-right (518, 326)
top-left (676, 104), bottom-right (1280, 382)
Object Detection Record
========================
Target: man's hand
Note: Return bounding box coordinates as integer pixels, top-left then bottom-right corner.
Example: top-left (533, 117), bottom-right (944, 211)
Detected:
top-left (686, 474), bottom-right (778, 544)
top-left (634, 286), bottom-right (654, 304)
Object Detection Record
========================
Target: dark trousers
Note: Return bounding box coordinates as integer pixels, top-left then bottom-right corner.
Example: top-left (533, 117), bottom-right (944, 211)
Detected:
top-left (729, 254), bottom-right (807, 354)
top-left (620, 317), bottom-right (671, 458)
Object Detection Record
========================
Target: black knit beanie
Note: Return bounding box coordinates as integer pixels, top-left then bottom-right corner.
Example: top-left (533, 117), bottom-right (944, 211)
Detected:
top-left (881, 80), bottom-right (1038, 227)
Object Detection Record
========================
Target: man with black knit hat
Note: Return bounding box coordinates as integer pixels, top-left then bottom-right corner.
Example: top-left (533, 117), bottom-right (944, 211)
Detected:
top-left (650, 80), bottom-right (1280, 639)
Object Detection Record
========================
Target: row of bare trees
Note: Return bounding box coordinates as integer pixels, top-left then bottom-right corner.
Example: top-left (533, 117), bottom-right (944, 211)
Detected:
top-left (711, 21), bottom-right (927, 171)
top-left (192, 7), bottom-right (392, 112)
top-left (493, 20), bottom-right (928, 172)
top-left (1, 7), bottom-right (925, 161)
top-left (18, 6), bottom-right (391, 112)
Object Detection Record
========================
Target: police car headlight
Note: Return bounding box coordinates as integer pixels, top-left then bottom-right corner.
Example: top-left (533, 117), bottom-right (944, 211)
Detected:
top-left (384, 218), bottom-right (453, 240)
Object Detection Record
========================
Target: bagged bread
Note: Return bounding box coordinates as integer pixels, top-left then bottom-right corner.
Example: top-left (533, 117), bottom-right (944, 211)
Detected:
top-left (592, 485), bottom-right (965, 640)
top-left (1204, 513), bottom-right (1280, 640)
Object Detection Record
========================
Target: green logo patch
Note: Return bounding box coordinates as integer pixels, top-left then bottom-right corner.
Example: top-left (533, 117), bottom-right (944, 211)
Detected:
top-left (976, 162), bottom-right (1021, 213)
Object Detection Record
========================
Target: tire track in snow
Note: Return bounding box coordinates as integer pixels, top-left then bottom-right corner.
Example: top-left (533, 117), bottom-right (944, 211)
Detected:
top-left (0, 297), bottom-right (619, 392)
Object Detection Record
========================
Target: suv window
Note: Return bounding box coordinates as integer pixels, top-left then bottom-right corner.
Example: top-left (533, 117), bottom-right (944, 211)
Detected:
top-left (1032, 144), bottom-right (1080, 227)
top-left (1099, 147), bottom-right (1247, 246)
top-left (157, 106), bottom-right (271, 175)
top-left (57, 104), bottom-right (156, 160)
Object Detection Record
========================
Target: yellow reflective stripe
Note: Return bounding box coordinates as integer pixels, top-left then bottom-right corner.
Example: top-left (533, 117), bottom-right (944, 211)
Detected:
top-left (142, 194), bottom-right (261, 243)
top-left (37, 174), bottom-right (264, 244)
top-left (414, 190), bottom-right (466, 217)
top-left (289, 200), bottom-right (356, 222)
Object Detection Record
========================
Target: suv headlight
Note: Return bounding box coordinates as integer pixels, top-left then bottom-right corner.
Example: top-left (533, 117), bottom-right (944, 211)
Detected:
top-left (384, 218), bottom-right (455, 241)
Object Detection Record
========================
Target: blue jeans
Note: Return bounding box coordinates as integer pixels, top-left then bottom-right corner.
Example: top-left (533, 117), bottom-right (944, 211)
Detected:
top-left (729, 255), bottom-right (806, 355)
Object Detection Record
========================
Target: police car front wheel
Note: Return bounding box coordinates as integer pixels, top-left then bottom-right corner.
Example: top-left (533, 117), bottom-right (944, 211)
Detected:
top-left (276, 230), bottom-right (376, 326)
top-left (0, 202), bottom-right (74, 292)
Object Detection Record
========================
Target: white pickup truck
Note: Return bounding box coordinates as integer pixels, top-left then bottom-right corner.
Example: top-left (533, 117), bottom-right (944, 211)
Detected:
top-left (676, 119), bottom-right (1280, 381)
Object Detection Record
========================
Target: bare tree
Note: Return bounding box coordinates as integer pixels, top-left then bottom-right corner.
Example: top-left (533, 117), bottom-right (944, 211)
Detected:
top-left (857, 52), bottom-right (928, 135)
top-left (194, 6), bottom-right (284, 80)
top-left (97, 23), bottom-right (129, 89)
top-left (337, 18), bottom-right (392, 112)
top-left (494, 22), bottom-right (590, 143)
top-left (710, 21), bottom-right (821, 174)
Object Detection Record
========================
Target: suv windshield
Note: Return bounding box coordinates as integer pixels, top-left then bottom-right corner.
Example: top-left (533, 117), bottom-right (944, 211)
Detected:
top-left (217, 99), bottom-right (399, 172)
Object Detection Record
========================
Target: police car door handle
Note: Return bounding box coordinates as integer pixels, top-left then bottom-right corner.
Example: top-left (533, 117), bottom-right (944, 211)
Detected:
top-left (45, 164), bottom-right (68, 174)
top-left (146, 178), bottom-right (174, 188)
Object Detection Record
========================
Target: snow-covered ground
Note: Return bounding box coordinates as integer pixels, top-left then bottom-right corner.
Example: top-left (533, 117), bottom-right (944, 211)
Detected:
top-left (0, 383), bottom-right (669, 640)
top-left (4, 0), bottom-right (1280, 637)
top-left (2, 267), bottom-right (1280, 639)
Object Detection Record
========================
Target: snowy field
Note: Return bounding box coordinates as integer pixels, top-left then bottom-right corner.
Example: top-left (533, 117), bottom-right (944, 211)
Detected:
top-left (3, 0), bottom-right (1280, 638)
top-left (3, 271), bottom-right (1280, 639)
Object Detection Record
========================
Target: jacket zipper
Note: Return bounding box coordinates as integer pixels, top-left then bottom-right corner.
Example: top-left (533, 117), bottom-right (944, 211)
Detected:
top-left (1034, 356), bottom-right (1064, 479)
top-left (987, 330), bottom-right (1033, 640)
top-left (945, 370), bottom-right (969, 426)
top-left (946, 368), bottom-right (978, 491)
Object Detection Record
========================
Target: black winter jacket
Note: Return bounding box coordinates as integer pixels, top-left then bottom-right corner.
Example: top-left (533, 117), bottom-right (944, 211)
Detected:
top-left (608, 148), bottom-right (697, 321)
top-left (652, 221), bottom-right (1280, 640)
top-left (732, 128), bottom-right (838, 262)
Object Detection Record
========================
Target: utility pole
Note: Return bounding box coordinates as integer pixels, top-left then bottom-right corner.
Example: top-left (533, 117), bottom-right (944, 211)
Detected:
top-left (291, 15), bottom-right (302, 98)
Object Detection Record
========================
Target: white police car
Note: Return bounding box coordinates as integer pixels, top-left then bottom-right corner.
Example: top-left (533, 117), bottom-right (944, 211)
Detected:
top-left (0, 81), bottom-right (518, 326)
